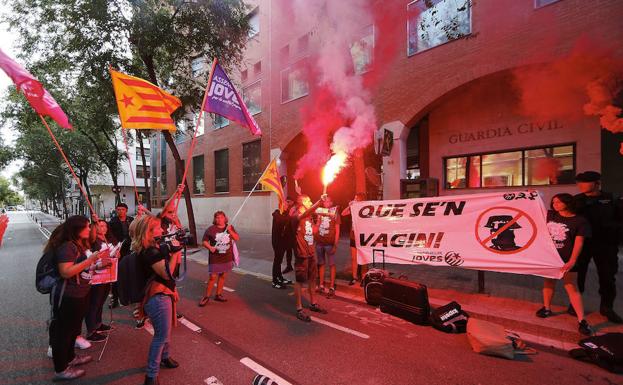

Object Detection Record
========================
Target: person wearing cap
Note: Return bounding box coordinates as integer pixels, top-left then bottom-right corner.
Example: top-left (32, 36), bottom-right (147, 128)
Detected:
top-left (573, 171), bottom-right (623, 324)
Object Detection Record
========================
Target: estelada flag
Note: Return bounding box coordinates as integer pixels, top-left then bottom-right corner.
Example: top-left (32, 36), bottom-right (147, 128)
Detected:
top-left (110, 68), bottom-right (182, 131)
top-left (202, 59), bottom-right (261, 136)
top-left (258, 159), bottom-right (286, 213)
top-left (0, 48), bottom-right (72, 129)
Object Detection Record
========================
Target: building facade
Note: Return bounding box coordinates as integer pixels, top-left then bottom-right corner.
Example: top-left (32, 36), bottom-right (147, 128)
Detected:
top-left (154, 0), bottom-right (623, 234)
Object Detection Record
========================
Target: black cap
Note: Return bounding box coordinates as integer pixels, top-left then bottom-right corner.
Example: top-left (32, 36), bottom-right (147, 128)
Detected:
top-left (575, 171), bottom-right (601, 182)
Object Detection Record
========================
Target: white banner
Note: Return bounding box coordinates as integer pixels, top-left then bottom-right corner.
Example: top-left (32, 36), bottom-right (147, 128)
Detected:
top-left (352, 191), bottom-right (563, 279)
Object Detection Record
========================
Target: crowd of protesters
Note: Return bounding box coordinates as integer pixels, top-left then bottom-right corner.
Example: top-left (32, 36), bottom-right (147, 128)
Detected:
top-left (40, 171), bottom-right (622, 382)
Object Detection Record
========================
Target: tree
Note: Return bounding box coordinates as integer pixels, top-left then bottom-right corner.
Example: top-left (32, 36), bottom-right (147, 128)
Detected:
top-left (5, 0), bottom-right (252, 242)
top-left (0, 177), bottom-right (24, 206)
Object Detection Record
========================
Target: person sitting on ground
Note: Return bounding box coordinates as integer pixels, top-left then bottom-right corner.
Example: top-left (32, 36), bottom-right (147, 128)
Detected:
top-left (341, 192), bottom-right (366, 285)
top-left (536, 193), bottom-right (592, 336)
top-left (290, 194), bottom-right (328, 322)
top-left (271, 197), bottom-right (295, 289)
top-left (47, 215), bottom-right (110, 381)
top-left (199, 211), bottom-right (240, 306)
top-left (131, 214), bottom-right (181, 385)
top-left (314, 195), bottom-right (340, 299)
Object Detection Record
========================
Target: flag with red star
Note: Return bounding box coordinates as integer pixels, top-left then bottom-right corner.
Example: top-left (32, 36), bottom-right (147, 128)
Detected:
top-left (110, 68), bottom-right (182, 130)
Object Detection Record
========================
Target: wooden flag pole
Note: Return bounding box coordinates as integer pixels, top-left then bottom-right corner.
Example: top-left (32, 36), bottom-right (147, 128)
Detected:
top-left (39, 114), bottom-right (96, 217)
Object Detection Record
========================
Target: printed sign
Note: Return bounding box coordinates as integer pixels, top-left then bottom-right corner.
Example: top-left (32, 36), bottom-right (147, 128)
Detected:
top-left (351, 191), bottom-right (563, 279)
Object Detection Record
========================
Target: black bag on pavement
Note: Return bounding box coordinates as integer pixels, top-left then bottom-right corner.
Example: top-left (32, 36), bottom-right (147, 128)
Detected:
top-left (117, 251), bottom-right (152, 305)
top-left (380, 276), bottom-right (430, 325)
top-left (363, 251), bottom-right (389, 306)
top-left (430, 301), bottom-right (469, 333)
top-left (569, 333), bottom-right (623, 374)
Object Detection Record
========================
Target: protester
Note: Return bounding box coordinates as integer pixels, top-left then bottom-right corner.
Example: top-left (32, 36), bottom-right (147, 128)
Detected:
top-left (85, 219), bottom-right (116, 342)
top-left (46, 215), bottom-right (110, 381)
top-left (131, 214), bottom-right (180, 385)
top-left (315, 196), bottom-right (340, 298)
top-left (290, 194), bottom-right (328, 322)
top-left (0, 213), bottom-right (8, 247)
top-left (536, 194), bottom-right (592, 335)
top-left (199, 211), bottom-right (240, 306)
top-left (108, 202), bottom-right (133, 309)
top-left (271, 197), bottom-right (295, 289)
top-left (341, 192), bottom-right (366, 285)
top-left (573, 171), bottom-right (623, 324)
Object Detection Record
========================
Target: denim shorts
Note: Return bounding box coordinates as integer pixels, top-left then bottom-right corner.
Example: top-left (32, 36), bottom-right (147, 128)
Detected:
top-left (316, 244), bottom-right (336, 266)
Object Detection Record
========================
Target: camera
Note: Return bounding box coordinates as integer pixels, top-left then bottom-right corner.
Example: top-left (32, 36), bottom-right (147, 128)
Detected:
top-left (156, 228), bottom-right (192, 254)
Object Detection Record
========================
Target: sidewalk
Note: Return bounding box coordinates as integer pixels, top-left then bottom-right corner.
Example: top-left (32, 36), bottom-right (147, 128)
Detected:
top-left (188, 231), bottom-right (623, 349)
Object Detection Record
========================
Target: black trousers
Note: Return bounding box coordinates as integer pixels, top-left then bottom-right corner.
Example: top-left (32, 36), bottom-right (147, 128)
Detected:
top-left (49, 295), bottom-right (90, 373)
top-left (575, 243), bottom-right (619, 309)
top-left (85, 283), bottom-right (110, 334)
top-left (272, 243), bottom-right (293, 283)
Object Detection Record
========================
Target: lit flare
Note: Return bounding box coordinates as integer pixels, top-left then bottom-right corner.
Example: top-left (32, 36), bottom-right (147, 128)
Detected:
top-left (322, 151), bottom-right (347, 194)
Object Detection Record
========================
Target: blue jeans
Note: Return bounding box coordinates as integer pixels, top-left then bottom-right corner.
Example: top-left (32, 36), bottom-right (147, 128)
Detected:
top-left (144, 294), bottom-right (172, 378)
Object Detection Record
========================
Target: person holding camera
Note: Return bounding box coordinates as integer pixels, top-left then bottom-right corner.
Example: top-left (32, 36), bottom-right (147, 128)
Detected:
top-left (199, 211), bottom-right (239, 306)
top-left (132, 214), bottom-right (180, 385)
top-left (46, 215), bottom-right (110, 381)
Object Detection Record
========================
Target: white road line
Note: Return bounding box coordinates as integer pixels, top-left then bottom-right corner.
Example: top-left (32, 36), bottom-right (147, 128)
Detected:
top-left (232, 267), bottom-right (273, 282)
top-left (310, 316), bottom-right (370, 339)
top-left (240, 357), bottom-right (292, 385)
top-left (179, 317), bottom-right (202, 333)
top-left (223, 286), bottom-right (235, 292)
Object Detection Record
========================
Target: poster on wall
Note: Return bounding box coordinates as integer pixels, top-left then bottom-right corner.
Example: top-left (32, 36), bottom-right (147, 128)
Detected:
top-left (351, 191), bottom-right (564, 279)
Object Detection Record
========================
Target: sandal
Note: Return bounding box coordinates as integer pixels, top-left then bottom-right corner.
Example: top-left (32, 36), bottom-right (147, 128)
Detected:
top-left (198, 297), bottom-right (210, 307)
top-left (309, 303), bottom-right (328, 314)
top-left (296, 309), bottom-right (311, 322)
top-left (214, 295), bottom-right (228, 302)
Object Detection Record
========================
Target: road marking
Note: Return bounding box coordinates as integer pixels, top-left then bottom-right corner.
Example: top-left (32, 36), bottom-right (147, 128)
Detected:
top-left (223, 286), bottom-right (235, 292)
top-left (179, 317), bottom-right (202, 333)
top-left (240, 357), bottom-right (292, 385)
top-left (233, 267), bottom-right (273, 282)
top-left (310, 316), bottom-right (370, 339)
top-left (26, 213), bottom-right (51, 239)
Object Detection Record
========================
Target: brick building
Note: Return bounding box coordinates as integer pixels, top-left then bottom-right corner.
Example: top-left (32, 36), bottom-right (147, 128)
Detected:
top-left (152, 0), bottom-right (623, 233)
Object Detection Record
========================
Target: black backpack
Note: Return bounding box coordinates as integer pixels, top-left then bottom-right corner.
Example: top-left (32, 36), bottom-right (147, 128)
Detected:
top-left (430, 301), bottom-right (469, 333)
top-left (35, 250), bottom-right (63, 295)
top-left (117, 251), bottom-right (152, 306)
top-left (570, 333), bottom-right (623, 374)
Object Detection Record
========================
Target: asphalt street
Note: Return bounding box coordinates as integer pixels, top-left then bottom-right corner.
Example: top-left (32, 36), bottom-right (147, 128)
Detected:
top-left (0, 211), bottom-right (621, 385)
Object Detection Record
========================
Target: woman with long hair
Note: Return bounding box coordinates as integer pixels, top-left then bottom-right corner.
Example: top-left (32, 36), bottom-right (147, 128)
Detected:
top-left (198, 211), bottom-right (239, 306)
top-left (536, 193), bottom-right (592, 335)
top-left (132, 214), bottom-right (180, 385)
top-left (47, 215), bottom-right (109, 381)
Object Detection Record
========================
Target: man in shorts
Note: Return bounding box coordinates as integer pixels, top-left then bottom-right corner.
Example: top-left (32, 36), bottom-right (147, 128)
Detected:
top-left (314, 196), bottom-right (340, 298)
top-left (290, 194), bottom-right (328, 322)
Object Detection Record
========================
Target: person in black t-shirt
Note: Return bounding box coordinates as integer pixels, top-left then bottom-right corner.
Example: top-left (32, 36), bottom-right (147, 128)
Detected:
top-left (131, 215), bottom-right (180, 385)
top-left (536, 193), bottom-right (592, 336)
top-left (573, 171), bottom-right (623, 324)
top-left (108, 202), bottom-right (133, 245)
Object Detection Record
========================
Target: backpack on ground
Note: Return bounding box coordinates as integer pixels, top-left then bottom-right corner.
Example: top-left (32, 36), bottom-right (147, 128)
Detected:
top-left (117, 251), bottom-right (152, 305)
top-left (569, 333), bottom-right (623, 374)
top-left (430, 301), bottom-right (469, 333)
top-left (466, 318), bottom-right (536, 359)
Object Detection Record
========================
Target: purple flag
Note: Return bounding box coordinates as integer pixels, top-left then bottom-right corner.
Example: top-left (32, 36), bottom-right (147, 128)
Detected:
top-left (202, 59), bottom-right (261, 136)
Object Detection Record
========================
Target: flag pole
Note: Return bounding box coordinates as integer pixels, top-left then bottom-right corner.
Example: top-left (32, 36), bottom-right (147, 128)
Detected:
top-left (39, 114), bottom-right (96, 217)
top-left (174, 58), bottom-right (217, 212)
top-left (229, 158), bottom-right (275, 226)
top-left (121, 127), bottom-right (141, 206)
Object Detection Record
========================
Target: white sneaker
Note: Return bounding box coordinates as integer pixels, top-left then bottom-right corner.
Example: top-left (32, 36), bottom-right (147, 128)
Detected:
top-left (74, 336), bottom-right (91, 350)
top-left (47, 346), bottom-right (53, 358)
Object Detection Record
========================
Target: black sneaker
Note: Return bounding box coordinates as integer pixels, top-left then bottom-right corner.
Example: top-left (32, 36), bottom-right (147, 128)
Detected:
top-left (176, 313), bottom-right (183, 319)
top-left (567, 304), bottom-right (577, 317)
top-left (280, 278), bottom-right (292, 285)
top-left (214, 295), bottom-right (227, 302)
top-left (282, 266), bottom-right (294, 274)
top-left (160, 357), bottom-right (179, 369)
top-left (96, 324), bottom-right (113, 332)
top-left (536, 307), bottom-right (553, 318)
top-left (578, 319), bottom-right (593, 336)
top-left (272, 282), bottom-right (286, 289)
top-left (296, 309), bottom-right (311, 322)
top-left (601, 308), bottom-right (623, 324)
top-left (86, 332), bottom-right (107, 342)
top-left (309, 303), bottom-right (328, 314)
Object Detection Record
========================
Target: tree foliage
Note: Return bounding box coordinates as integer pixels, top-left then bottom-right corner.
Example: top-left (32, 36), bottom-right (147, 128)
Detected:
top-left (0, 177), bottom-right (24, 206)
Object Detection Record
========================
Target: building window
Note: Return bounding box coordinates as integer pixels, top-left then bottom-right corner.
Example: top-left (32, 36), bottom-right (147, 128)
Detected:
top-left (193, 155), bottom-right (205, 194)
top-left (248, 8), bottom-right (260, 38)
top-left (175, 160), bottom-right (185, 187)
top-left (150, 144), bottom-right (157, 197)
top-left (254, 61), bottom-right (262, 75)
top-left (136, 165), bottom-right (150, 179)
top-left (350, 25), bottom-right (374, 75)
top-left (242, 140), bottom-right (262, 191)
top-left (241, 69), bottom-right (248, 82)
top-left (444, 144), bottom-right (575, 189)
top-left (534, 0), bottom-right (561, 8)
top-left (243, 80), bottom-right (261, 116)
top-left (215, 149), bottom-right (229, 193)
top-left (281, 59), bottom-right (309, 103)
top-left (212, 113), bottom-right (229, 129)
top-left (136, 148), bottom-right (150, 162)
top-left (191, 57), bottom-right (207, 78)
top-left (407, 0), bottom-right (471, 56)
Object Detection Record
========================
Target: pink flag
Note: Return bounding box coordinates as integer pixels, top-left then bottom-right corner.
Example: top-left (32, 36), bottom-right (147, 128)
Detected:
top-left (0, 49), bottom-right (72, 129)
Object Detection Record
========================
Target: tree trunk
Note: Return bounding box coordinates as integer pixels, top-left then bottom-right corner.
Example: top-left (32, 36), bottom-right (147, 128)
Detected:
top-left (137, 130), bottom-right (152, 210)
top-left (142, 55), bottom-right (197, 244)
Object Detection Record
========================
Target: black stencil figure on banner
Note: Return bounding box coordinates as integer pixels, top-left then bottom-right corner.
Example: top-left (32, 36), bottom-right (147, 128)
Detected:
top-left (484, 215), bottom-right (522, 251)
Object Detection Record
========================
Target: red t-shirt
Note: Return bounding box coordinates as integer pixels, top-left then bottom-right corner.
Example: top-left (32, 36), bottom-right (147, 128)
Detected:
top-left (293, 215), bottom-right (315, 258)
top-left (314, 206), bottom-right (340, 245)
